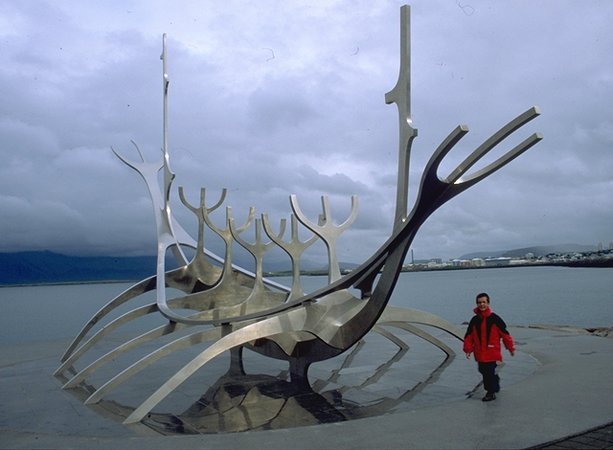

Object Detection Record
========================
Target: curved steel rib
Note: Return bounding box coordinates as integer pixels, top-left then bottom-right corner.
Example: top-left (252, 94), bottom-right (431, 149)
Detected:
top-left (375, 306), bottom-right (464, 356)
top-left (56, 302), bottom-right (160, 375)
top-left (123, 310), bottom-right (311, 423)
top-left (378, 306), bottom-right (464, 340)
top-left (84, 326), bottom-right (224, 405)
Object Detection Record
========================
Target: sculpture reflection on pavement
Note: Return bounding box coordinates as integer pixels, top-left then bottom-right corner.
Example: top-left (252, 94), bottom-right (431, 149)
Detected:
top-left (56, 322), bottom-right (459, 435)
top-left (56, 5), bottom-right (541, 427)
top-left (143, 333), bottom-right (455, 435)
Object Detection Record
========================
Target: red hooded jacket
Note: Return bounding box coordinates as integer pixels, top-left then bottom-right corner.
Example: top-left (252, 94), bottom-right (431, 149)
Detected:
top-left (463, 306), bottom-right (514, 362)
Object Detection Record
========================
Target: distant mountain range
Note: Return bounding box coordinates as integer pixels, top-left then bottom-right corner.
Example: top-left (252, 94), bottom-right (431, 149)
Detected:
top-left (458, 244), bottom-right (598, 260)
top-left (0, 244), bottom-right (599, 286)
top-left (0, 250), bottom-right (355, 286)
top-left (0, 251), bottom-right (163, 286)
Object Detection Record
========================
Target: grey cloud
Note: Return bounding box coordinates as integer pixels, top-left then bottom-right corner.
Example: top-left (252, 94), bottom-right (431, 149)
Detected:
top-left (246, 81), bottom-right (320, 134)
top-left (1, 0), bottom-right (611, 263)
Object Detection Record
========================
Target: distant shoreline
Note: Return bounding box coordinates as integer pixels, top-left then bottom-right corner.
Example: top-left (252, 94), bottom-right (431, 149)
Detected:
top-left (0, 279), bottom-right (139, 288)
top-left (2, 260), bottom-right (610, 288)
top-left (400, 259), bottom-right (613, 273)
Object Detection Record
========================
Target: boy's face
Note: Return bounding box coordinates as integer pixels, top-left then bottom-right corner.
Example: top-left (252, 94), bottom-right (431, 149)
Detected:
top-left (476, 296), bottom-right (489, 311)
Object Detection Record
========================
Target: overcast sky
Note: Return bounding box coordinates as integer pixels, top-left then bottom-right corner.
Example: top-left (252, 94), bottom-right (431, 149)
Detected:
top-left (1, 0), bottom-right (611, 267)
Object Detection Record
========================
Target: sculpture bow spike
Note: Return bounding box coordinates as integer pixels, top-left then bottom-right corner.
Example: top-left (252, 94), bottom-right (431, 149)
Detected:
top-left (386, 5), bottom-right (417, 230)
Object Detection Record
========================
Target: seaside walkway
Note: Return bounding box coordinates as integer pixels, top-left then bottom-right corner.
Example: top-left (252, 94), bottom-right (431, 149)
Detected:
top-left (1, 325), bottom-right (612, 449)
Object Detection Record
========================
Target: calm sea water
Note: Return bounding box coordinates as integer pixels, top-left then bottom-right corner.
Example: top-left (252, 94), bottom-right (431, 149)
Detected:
top-left (1, 266), bottom-right (611, 344)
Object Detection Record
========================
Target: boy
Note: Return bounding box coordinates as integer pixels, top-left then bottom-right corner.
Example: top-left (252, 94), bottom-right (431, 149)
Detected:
top-left (463, 292), bottom-right (515, 401)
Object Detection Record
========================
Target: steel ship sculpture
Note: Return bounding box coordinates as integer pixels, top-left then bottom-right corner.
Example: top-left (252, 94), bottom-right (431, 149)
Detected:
top-left (56, 5), bottom-right (542, 427)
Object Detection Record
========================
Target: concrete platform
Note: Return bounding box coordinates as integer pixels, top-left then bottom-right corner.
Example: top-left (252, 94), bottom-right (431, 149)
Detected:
top-left (1, 325), bottom-right (612, 449)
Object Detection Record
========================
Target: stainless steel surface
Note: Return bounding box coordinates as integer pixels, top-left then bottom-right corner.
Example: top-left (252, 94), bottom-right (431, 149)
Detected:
top-left (290, 194), bottom-right (359, 283)
top-left (262, 213), bottom-right (319, 300)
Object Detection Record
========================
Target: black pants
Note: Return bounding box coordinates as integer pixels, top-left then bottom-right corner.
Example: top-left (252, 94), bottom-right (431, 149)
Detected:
top-left (478, 362), bottom-right (500, 394)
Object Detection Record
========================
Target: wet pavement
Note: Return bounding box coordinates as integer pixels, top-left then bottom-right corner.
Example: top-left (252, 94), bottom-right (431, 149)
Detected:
top-left (1, 324), bottom-right (612, 449)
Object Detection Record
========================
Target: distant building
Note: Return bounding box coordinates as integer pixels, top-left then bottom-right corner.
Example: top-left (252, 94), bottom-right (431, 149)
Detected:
top-left (451, 259), bottom-right (472, 268)
top-left (471, 258), bottom-right (485, 267)
top-left (484, 257), bottom-right (511, 267)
